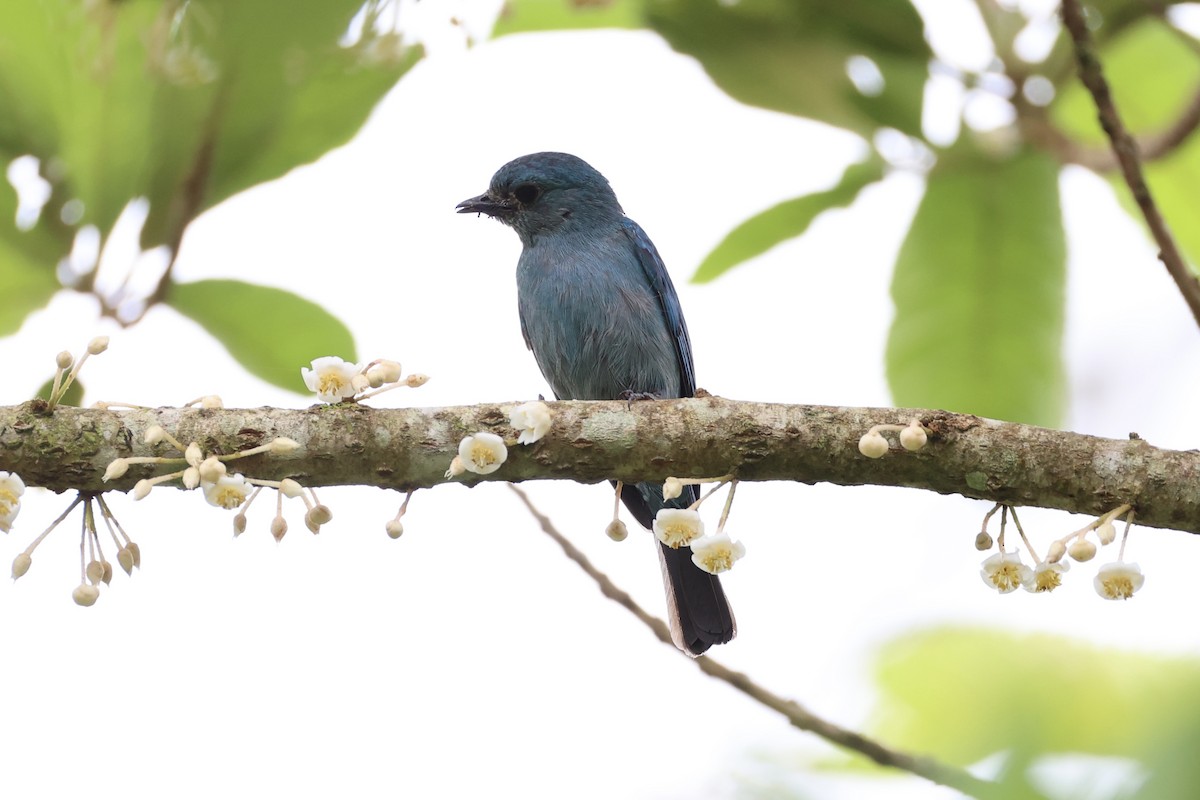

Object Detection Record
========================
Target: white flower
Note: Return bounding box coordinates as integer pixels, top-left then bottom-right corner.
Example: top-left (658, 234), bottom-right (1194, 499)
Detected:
top-left (652, 508), bottom-right (705, 549)
top-left (1094, 562), bottom-right (1145, 600)
top-left (1022, 560), bottom-right (1069, 593)
top-left (203, 474), bottom-right (251, 510)
top-left (458, 432), bottom-right (508, 474)
top-left (690, 533), bottom-right (746, 574)
top-left (509, 401), bottom-right (552, 445)
top-left (301, 356), bottom-right (362, 403)
top-left (980, 551), bottom-right (1033, 594)
top-left (0, 471), bottom-right (26, 532)
top-left (858, 431), bottom-right (888, 458)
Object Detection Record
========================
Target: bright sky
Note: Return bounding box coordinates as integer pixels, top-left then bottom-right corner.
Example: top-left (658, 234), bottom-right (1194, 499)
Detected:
top-left (2, 2), bottom-right (1199, 798)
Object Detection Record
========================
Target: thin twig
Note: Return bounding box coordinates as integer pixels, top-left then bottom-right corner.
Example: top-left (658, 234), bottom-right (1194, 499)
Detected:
top-left (1061, 0), bottom-right (1200, 326)
top-left (508, 485), bottom-right (1015, 800)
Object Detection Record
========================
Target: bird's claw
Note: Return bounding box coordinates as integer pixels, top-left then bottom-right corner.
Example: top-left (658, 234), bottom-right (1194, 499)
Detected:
top-left (618, 389), bottom-right (660, 410)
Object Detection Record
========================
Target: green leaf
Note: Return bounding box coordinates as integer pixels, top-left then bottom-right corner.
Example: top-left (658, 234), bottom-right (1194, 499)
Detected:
top-left (872, 627), bottom-right (1200, 765)
top-left (0, 2), bottom-right (420, 251)
top-left (168, 279), bottom-right (356, 393)
top-left (645, 0), bottom-right (930, 137)
top-left (886, 147), bottom-right (1066, 426)
top-left (692, 157), bottom-right (884, 283)
top-left (1053, 18), bottom-right (1200, 272)
top-left (0, 174), bottom-right (60, 337)
top-left (492, 0), bottom-right (642, 36)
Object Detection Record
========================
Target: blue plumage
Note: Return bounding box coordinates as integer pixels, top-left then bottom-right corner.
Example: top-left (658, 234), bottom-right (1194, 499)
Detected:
top-left (458, 152), bottom-right (735, 655)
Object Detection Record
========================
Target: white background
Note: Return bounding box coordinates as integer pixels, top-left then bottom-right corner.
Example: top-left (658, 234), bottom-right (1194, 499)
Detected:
top-left (2, 1), bottom-right (1198, 798)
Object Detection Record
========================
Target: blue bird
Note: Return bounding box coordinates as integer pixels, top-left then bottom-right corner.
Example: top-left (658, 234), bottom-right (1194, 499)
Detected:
top-left (457, 152), bottom-right (736, 655)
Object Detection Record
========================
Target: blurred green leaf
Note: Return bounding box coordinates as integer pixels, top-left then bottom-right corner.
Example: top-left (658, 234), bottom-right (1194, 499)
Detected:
top-left (646, 0), bottom-right (929, 137)
top-left (36, 376), bottom-right (83, 408)
top-left (0, 1), bottom-right (420, 251)
top-left (873, 627), bottom-right (1200, 765)
top-left (168, 279), bottom-right (356, 393)
top-left (0, 178), bottom-right (60, 337)
top-left (1054, 18), bottom-right (1200, 271)
top-left (886, 147), bottom-right (1066, 426)
top-left (493, 0), bottom-right (642, 36)
top-left (692, 157), bottom-right (884, 283)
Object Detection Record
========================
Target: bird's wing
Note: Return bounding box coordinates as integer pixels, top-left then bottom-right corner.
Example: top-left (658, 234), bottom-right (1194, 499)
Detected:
top-left (620, 218), bottom-right (696, 397)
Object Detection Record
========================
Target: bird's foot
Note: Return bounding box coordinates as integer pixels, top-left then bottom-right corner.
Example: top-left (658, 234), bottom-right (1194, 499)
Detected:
top-left (618, 389), bottom-right (661, 410)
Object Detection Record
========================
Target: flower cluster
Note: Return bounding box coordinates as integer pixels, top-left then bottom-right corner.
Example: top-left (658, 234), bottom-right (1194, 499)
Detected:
top-left (441, 401), bottom-right (553, 481)
top-left (301, 356), bottom-right (428, 404)
top-left (976, 503), bottom-right (1142, 600)
top-left (9, 492), bottom-right (141, 607)
top-left (637, 476), bottom-right (746, 577)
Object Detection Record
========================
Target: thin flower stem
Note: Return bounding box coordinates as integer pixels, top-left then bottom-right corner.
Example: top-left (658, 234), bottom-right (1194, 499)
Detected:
top-left (96, 495), bottom-right (132, 546)
top-left (611, 481), bottom-right (623, 522)
top-left (998, 506), bottom-right (1009, 551)
top-left (687, 479), bottom-right (730, 512)
top-left (980, 502), bottom-right (1002, 533)
top-left (23, 494), bottom-right (84, 556)
top-left (715, 480), bottom-right (739, 534)
top-left (1119, 509), bottom-right (1136, 561)
top-left (79, 510), bottom-right (87, 582)
top-left (1007, 506), bottom-right (1039, 563)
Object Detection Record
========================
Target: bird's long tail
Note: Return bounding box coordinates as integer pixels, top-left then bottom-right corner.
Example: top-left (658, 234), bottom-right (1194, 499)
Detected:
top-left (618, 481), bottom-right (736, 656)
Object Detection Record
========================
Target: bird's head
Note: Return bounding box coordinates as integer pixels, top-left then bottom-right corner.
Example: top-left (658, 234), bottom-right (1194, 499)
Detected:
top-left (456, 152), bottom-right (623, 245)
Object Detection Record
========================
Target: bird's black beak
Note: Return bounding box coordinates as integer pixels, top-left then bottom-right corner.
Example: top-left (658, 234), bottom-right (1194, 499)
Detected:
top-left (456, 192), bottom-right (512, 218)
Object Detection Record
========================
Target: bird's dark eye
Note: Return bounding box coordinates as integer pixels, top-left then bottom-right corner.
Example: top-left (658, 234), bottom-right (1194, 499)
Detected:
top-left (513, 183), bottom-right (541, 205)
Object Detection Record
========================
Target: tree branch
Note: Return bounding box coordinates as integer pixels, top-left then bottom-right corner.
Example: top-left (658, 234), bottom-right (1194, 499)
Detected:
top-left (1060, 0), bottom-right (1200, 326)
top-left (508, 485), bottom-right (1018, 800)
top-left (2, 398), bottom-right (1197, 534)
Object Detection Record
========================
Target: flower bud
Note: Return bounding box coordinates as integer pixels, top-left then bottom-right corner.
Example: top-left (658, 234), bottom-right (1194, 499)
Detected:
top-left (117, 547), bottom-right (135, 575)
top-left (305, 514), bottom-right (321, 534)
top-left (101, 560), bottom-right (113, 585)
top-left (126, 542), bottom-right (141, 568)
top-left (87, 336), bottom-right (110, 355)
top-left (132, 479), bottom-right (153, 501)
top-left (56, 350), bottom-right (74, 370)
top-left (858, 431), bottom-right (889, 459)
top-left (606, 519), bottom-right (629, 542)
top-left (974, 531), bottom-right (993, 551)
top-left (405, 373), bottom-right (430, 388)
top-left (144, 425), bottom-right (166, 445)
top-left (199, 395), bottom-right (224, 409)
top-left (662, 477), bottom-right (683, 502)
top-left (270, 437), bottom-right (300, 454)
top-left (85, 559), bottom-right (104, 586)
top-left (308, 504), bottom-right (332, 526)
top-left (233, 513), bottom-right (248, 537)
top-left (1046, 540), bottom-right (1067, 563)
top-left (103, 458), bottom-right (130, 482)
top-left (899, 423), bottom-right (927, 452)
top-left (11, 553), bottom-right (31, 579)
top-left (279, 479), bottom-right (304, 498)
top-left (385, 520), bottom-right (404, 539)
top-left (72, 583), bottom-right (99, 607)
top-left (351, 373), bottom-right (370, 393)
top-left (270, 516), bottom-right (287, 542)
top-left (182, 466), bottom-right (200, 490)
top-left (185, 442), bottom-right (204, 467)
top-left (1096, 521), bottom-right (1116, 546)
top-left (199, 456), bottom-right (226, 483)
top-left (1068, 538), bottom-right (1097, 562)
